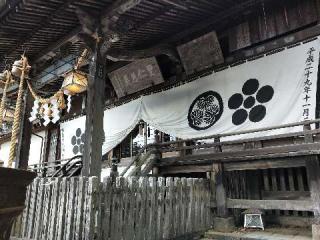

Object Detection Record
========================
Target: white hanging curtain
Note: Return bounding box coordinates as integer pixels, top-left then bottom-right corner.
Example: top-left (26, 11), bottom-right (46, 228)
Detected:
top-left (61, 39), bottom-right (320, 159)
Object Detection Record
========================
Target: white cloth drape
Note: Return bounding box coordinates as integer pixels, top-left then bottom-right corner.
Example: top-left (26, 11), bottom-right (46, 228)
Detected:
top-left (61, 39), bottom-right (320, 159)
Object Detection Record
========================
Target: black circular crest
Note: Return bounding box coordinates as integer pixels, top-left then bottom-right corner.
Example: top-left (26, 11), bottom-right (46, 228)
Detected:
top-left (228, 79), bottom-right (274, 125)
top-left (188, 91), bottom-right (223, 130)
top-left (71, 128), bottom-right (85, 155)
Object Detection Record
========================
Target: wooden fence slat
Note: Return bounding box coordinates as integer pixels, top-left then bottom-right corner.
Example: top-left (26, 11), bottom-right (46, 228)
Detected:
top-left (164, 177), bottom-right (174, 239)
top-left (27, 179), bottom-right (39, 238)
top-left (175, 178), bottom-right (182, 237)
top-left (181, 178), bottom-right (187, 236)
top-left (157, 177), bottom-right (165, 240)
top-left (40, 179), bottom-right (53, 240)
top-left (102, 177), bottom-right (112, 240)
top-left (110, 178), bottom-right (118, 240)
top-left (21, 180), bottom-right (32, 237)
top-left (57, 178), bottom-right (68, 240)
top-left (149, 177), bottom-right (157, 240)
top-left (127, 177), bottom-right (137, 240)
top-left (25, 179), bottom-right (37, 238)
top-left (48, 178), bottom-right (61, 240)
top-left (84, 177), bottom-right (99, 240)
top-left (118, 177), bottom-right (125, 240)
top-left (74, 177), bottom-right (88, 239)
top-left (65, 177), bottom-right (76, 240)
top-left (186, 178), bottom-right (194, 234)
top-left (145, 177), bottom-right (151, 240)
top-left (33, 178), bottom-right (45, 239)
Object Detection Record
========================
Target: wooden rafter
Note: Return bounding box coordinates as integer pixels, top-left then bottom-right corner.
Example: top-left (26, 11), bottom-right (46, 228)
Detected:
top-left (160, 0), bottom-right (189, 10)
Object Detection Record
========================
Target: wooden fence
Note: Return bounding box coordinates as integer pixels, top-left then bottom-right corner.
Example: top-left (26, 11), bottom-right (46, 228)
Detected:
top-left (11, 177), bottom-right (212, 240)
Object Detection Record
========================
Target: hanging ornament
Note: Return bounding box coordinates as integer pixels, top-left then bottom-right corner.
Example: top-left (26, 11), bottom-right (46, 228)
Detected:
top-left (26, 49), bottom-right (89, 126)
top-left (66, 94), bottom-right (72, 113)
top-left (61, 49), bottom-right (89, 95)
top-left (27, 80), bottom-right (66, 126)
top-left (51, 98), bottom-right (61, 124)
top-left (62, 70), bottom-right (88, 95)
top-left (29, 99), bottom-right (39, 122)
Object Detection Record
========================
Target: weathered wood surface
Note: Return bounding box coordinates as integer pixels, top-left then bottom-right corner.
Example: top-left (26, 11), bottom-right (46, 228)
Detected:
top-left (227, 199), bottom-right (314, 211)
top-left (0, 168), bottom-right (36, 240)
top-left (12, 176), bottom-right (212, 240)
top-left (11, 177), bottom-right (99, 240)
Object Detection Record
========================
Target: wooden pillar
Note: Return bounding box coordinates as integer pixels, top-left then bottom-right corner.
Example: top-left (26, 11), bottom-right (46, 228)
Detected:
top-left (82, 39), bottom-right (106, 178)
top-left (15, 88), bottom-right (33, 169)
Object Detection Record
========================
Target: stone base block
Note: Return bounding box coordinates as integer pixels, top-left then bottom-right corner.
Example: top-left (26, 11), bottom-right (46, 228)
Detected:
top-left (213, 216), bottom-right (236, 232)
top-left (312, 224), bottom-right (320, 240)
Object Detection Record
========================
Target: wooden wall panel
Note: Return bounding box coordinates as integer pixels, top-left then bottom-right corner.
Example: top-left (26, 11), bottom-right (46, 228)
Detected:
top-left (229, 0), bottom-right (317, 51)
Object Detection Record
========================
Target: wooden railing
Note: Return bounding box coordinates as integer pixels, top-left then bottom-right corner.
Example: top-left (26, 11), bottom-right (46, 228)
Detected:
top-left (121, 119), bottom-right (320, 176)
top-left (28, 155), bottom-right (83, 177)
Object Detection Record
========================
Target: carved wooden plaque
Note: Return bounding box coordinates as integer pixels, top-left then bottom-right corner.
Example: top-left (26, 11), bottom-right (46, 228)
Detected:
top-left (177, 31), bottom-right (224, 75)
top-left (108, 57), bottom-right (164, 98)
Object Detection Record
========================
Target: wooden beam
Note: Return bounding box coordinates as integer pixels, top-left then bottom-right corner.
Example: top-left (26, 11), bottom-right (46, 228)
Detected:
top-left (224, 157), bottom-right (306, 171)
top-left (106, 45), bottom-right (180, 63)
top-left (158, 142), bottom-right (320, 167)
top-left (160, 164), bottom-right (212, 174)
top-left (261, 191), bottom-right (310, 200)
top-left (227, 199), bottom-right (314, 211)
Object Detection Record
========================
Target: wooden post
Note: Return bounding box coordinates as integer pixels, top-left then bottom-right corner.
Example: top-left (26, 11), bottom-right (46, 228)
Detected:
top-left (82, 38), bottom-right (106, 178)
top-left (214, 163), bottom-right (228, 217)
top-left (303, 123), bottom-right (320, 239)
top-left (213, 137), bottom-right (227, 217)
top-left (15, 87), bottom-right (33, 169)
top-left (212, 137), bottom-right (235, 231)
top-left (306, 157), bottom-right (320, 240)
top-left (152, 130), bottom-right (161, 175)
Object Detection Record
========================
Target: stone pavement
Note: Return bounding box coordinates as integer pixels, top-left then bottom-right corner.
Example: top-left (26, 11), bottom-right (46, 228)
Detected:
top-left (203, 227), bottom-right (312, 240)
